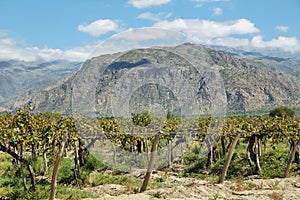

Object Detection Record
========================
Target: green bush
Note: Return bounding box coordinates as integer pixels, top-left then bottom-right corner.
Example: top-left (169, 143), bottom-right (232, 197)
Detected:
top-left (211, 152), bottom-right (246, 179)
top-left (30, 157), bottom-right (45, 176)
top-left (82, 154), bottom-right (105, 171)
top-left (183, 145), bottom-right (207, 173)
top-left (269, 106), bottom-right (295, 118)
top-left (56, 158), bottom-right (75, 185)
top-left (260, 144), bottom-right (290, 178)
top-left (92, 173), bottom-right (130, 186)
top-left (131, 110), bottom-right (152, 127)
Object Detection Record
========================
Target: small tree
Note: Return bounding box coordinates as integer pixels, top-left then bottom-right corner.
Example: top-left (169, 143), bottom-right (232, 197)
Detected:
top-left (269, 106), bottom-right (295, 118)
top-left (131, 110), bottom-right (152, 127)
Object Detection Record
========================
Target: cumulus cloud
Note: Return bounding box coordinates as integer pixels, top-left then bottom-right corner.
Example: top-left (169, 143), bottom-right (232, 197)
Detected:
top-left (0, 41), bottom-right (62, 62)
top-left (276, 26), bottom-right (289, 32)
top-left (213, 7), bottom-right (223, 16)
top-left (128, 0), bottom-right (171, 8)
top-left (87, 27), bottom-right (193, 58)
top-left (78, 19), bottom-right (120, 36)
top-left (137, 12), bottom-right (171, 21)
top-left (153, 18), bottom-right (259, 39)
top-left (251, 35), bottom-right (300, 51)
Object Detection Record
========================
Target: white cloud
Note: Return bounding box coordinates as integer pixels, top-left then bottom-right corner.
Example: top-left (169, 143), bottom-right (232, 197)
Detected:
top-left (78, 19), bottom-right (120, 36)
top-left (0, 30), bottom-right (8, 37)
top-left (251, 35), bottom-right (300, 51)
top-left (209, 37), bottom-right (250, 47)
top-left (153, 18), bottom-right (259, 39)
top-left (112, 27), bottom-right (184, 42)
top-left (0, 42), bottom-right (62, 62)
top-left (128, 0), bottom-right (171, 8)
top-left (63, 45), bottom-right (96, 61)
top-left (0, 32), bottom-right (95, 62)
top-left (88, 28), bottom-right (189, 58)
top-left (137, 12), bottom-right (171, 21)
top-left (276, 26), bottom-right (289, 32)
top-left (213, 7), bottom-right (223, 16)
top-left (193, 0), bottom-right (230, 2)
top-left (0, 28), bottom-right (186, 62)
top-left (193, 0), bottom-right (230, 7)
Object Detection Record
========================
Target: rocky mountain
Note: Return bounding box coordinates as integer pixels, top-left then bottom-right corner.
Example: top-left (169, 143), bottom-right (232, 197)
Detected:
top-left (2, 44), bottom-right (300, 115)
top-left (209, 45), bottom-right (300, 78)
top-left (0, 60), bottom-right (81, 104)
top-left (206, 49), bottom-right (300, 111)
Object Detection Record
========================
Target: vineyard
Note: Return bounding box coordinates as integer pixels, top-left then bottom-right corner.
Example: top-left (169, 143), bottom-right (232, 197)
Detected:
top-left (0, 107), bottom-right (299, 199)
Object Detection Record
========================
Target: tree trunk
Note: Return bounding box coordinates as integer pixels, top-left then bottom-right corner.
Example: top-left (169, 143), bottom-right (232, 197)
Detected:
top-left (289, 139), bottom-right (300, 164)
top-left (221, 136), bottom-right (226, 156)
top-left (74, 141), bottom-right (80, 170)
top-left (49, 130), bottom-right (68, 200)
top-left (284, 139), bottom-right (300, 178)
top-left (42, 144), bottom-right (48, 175)
top-left (257, 138), bottom-right (262, 157)
top-left (254, 136), bottom-right (261, 173)
top-left (79, 139), bottom-right (88, 166)
top-left (112, 143), bottom-right (117, 167)
top-left (137, 140), bottom-right (142, 153)
top-left (0, 143), bottom-right (36, 190)
top-left (263, 137), bottom-right (267, 154)
top-left (168, 141), bottom-right (173, 166)
top-left (296, 146), bottom-right (300, 164)
top-left (20, 146), bottom-right (28, 191)
top-left (73, 141), bottom-right (80, 187)
top-left (21, 163), bottom-right (27, 190)
top-left (31, 144), bottom-right (37, 160)
top-left (206, 141), bottom-right (213, 168)
top-left (247, 134), bottom-right (260, 175)
top-left (144, 138), bottom-right (149, 162)
top-left (140, 132), bottom-right (161, 192)
top-left (219, 131), bottom-right (241, 184)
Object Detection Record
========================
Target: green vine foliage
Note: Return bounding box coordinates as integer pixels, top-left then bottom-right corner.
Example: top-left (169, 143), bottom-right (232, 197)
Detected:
top-left (131, 110), bottom-right (152, 127)
top-left (0, 107), bottom-right (299, 186)
top-left (0, 108), bottom-right (299, 156)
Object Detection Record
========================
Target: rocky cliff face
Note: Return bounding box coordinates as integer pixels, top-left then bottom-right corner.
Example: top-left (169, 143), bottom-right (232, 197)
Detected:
top-left (5, 44), bottom-right (300, 114)
top-left (208, 49), bottom-right (300, 111)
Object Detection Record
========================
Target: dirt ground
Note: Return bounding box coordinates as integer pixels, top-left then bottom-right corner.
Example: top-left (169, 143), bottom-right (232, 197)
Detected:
top-left (82, 172), bottom-right (300, 200)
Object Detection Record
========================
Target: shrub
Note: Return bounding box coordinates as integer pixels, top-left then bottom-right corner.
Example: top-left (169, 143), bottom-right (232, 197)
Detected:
top-left (269, 106), bottom-right (295, 118)
top-left (131, 110), bottom-right (152, 127)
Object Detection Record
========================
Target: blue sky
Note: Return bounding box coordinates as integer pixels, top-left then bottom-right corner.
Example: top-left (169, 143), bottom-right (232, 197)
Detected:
top-left (0, 0), bottom-right (299, 61)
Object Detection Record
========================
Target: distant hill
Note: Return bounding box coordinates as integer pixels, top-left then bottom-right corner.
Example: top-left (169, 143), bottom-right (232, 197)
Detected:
top-left (0, 59), bottom-right (81, 104)
top-left (0, 73), bottom-right (18, 102)
top-left (209, 45), bottom-right (300, 78)
top-left (2, 44), bottom-right (300, 115)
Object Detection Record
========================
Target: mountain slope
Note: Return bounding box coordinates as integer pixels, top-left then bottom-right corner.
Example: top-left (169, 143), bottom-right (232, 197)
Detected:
top-left (4, 44), bottom-right (300, 114)
top-left (0, 59), bottom-right (81, 104)
top-left (209, 45), bottom-right (300, 78)
top-left (207, 49), bottom-right (300, 111)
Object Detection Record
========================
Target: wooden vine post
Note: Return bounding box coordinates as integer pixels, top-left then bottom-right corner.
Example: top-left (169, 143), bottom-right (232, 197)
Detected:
top-left (219, 131), bottom-right (241, 184)
top-left (284, 139), bottom-right (300, 178)
top-left (140, 131), bottom-right (162, 192)
top-left (49, 130), bottom-right (68, 200)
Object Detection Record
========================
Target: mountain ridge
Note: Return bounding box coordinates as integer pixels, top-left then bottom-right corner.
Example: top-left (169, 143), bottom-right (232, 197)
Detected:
top-left (0, 59), bottom-right (81, 104)
top-left (2, 44), bottom-right (300, 115)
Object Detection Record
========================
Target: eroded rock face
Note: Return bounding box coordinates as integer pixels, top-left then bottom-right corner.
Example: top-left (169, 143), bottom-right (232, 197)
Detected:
top-left (8, 44), bottom-right (300, 114)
